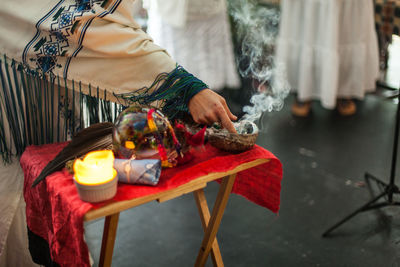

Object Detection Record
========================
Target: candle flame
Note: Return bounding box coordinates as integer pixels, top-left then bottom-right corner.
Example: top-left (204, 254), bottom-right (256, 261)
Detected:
top-left (73, 150), bottom-right (117, 185)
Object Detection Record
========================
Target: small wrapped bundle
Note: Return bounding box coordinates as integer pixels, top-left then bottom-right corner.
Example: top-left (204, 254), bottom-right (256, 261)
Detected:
top-left (114, 159), bottom-right (162, 186)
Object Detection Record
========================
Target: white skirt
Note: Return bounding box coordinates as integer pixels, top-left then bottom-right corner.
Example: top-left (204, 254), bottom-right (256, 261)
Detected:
top-left (276, 0), bottom-right (379, 108)
top-left (146, 3), bottom-right (241, 92)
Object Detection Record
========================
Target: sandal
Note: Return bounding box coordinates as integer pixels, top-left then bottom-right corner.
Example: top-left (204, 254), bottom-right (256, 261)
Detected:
top-left (291, 100), bottom-right (311, 117)
top-left (337, 99), bottom-right (356, 116)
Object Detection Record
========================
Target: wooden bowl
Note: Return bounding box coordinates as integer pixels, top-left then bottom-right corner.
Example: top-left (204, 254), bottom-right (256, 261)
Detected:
top-left (207, 121), bottom-right (258, 152)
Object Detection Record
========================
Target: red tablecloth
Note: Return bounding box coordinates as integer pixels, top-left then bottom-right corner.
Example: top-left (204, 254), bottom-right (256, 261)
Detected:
top-left (22, 143), bottom-right (282, 267)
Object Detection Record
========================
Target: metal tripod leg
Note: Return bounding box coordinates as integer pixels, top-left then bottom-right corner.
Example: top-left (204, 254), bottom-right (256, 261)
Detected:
top-left (364, 172), bottom-right (388, 200)
top-left (323, 88), bottom-right (400, 238)
top-left (365, 172), bottom-right (388, 188)
top-left (322, 191), bottom-right (387, 237)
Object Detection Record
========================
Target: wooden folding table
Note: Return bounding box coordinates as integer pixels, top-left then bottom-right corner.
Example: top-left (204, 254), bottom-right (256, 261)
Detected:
top-left (22, 142), bottom-right (281, 267)
top-left (83, 158), bottom-right (269, 267)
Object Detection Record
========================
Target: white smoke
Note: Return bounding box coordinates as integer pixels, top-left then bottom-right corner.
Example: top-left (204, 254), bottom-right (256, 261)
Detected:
top-left (228, 0), bottom-right (290, 123)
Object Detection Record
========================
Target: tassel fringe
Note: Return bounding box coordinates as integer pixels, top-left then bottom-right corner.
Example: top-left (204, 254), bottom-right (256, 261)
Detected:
top-left (0, 54), bottom-right (122, 163)
top-left (114, 65), bottom-right (208, 120)
top-left (0, 58), bottom-right (203, 164)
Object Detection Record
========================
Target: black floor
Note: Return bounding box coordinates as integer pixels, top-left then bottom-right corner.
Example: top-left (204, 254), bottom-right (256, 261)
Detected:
top-left (85, 89), bottom-right (400, 266)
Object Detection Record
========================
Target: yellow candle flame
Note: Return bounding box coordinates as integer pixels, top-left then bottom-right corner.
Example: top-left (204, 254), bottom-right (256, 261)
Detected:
top-left (73, 150), bottom-right (117, 185)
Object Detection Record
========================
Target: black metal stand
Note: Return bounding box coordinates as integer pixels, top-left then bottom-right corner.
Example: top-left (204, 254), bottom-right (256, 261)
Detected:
top-left (322, 90), bottom-right (400, 237)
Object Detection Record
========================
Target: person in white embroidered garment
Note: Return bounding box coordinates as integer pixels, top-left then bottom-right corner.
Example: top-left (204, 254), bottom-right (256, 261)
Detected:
top-left (0, 1), bottom-right (237, 266)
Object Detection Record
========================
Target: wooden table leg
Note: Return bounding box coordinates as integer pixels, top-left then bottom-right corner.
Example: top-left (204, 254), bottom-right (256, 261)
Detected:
top-left (194, 174), bottom-right (237, 267)
top-left (99, 212), bottom-right (120, 267)
top-left (193, 189), bottom-right (224, 267)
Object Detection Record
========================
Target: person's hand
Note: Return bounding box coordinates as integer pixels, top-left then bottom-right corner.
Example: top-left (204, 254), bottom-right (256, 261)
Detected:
top-left (188, 89), bottom-right (237, 133)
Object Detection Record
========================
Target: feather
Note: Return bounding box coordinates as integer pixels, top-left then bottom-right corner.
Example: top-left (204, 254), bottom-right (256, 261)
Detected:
top-left (32, 122), bottom-right (114, 187)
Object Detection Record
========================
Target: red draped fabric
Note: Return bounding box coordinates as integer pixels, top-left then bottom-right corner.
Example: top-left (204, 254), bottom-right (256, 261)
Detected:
top-left (21, 143), bottom-right (282, 267)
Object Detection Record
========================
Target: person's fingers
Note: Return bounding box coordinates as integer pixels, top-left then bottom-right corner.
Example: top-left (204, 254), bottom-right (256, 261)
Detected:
top-left (188, 89), bottom-right (237, 132)
top-left (195, 115), bottom-right (212, 126)
top-left (220, 97), bottom-right (237, 121)
top-left (206, 110), bottom-right (220, 125)
top-left (217, 107), bottom-right (237, 133)
top-left (194, 113), bottom-right (216, 126)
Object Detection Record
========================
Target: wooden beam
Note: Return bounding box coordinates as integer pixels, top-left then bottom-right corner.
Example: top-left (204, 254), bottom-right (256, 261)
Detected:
top-left (84, 158), bottom-right (269, 222)
top-left (157, 182), bottom-right (206, 203)
top-left (194, 189), bottom-right (224, 267)
top-left (99, 213), bottom-right (120, 267)
top-left (195, 174), bottom-right (237, 266)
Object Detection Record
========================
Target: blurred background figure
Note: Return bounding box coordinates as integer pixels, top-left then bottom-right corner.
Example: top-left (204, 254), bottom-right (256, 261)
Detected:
top-left (144, 0), bottom-right (241, 93)
top-left (276, 0), bottom-right (380, 117)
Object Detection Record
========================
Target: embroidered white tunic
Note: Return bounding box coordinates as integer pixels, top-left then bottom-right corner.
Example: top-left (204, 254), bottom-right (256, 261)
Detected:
top-left (0, 0), bottom-right (176, 100)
